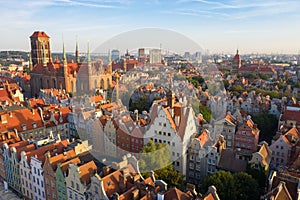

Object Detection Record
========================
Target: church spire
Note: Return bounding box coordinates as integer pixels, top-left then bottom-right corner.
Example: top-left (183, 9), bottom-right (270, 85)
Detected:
top-left (75, 38), bottom-right (80, 63)
top-left (63, 42), bottom-right (67, 66)
top-left (108, 49), bottom-right (111, 64)
top-left (236, 49), bottom-right (239, 55)
top-left (108, 49), bottom-right (112, 73)
top-left (87, 42), bottom-right (91, 64)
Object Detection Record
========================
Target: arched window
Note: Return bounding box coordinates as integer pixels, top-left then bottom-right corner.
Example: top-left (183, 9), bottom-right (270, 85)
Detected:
top-left (94, 80), bottom-right (97, 89)
top-left (40, 78), bottom-right (43, 89)
top-left (71, 81), bottom-right (74, 92)
top-left (100, 79), bottom-right (104, 89)
top-left (107, 78), bottom-right (110, 89)
top-left (53, 79), bottom-right (56, 88)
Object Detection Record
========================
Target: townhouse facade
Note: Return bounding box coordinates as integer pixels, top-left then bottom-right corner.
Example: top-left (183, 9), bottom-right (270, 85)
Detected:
top-left (65, 161), bottom-right (97, 200)
top-left (234, 117), bottom-right (260, 158)
top-left (144, 98), bottom-right (197, 175)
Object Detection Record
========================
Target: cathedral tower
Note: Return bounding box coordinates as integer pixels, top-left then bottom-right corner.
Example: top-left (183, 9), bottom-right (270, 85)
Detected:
top-left (30, 31), bottom-right (52, 67)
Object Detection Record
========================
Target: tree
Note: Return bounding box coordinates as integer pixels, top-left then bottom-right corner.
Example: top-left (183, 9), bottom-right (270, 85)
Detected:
top-left (200, 171), bottom-right (260, 200)
top-left (246, 164), bottom-right (268, 197)
top-left (233, 172), bottom-right (259, 200)
top-left (200, 171), bottom-right (236, 200)
top-left (139, 141), bottom-right (186, 190)
top-left (252, 111), bottom-right (278, 144)
top-left (199, 103), bottom-right (212, 121)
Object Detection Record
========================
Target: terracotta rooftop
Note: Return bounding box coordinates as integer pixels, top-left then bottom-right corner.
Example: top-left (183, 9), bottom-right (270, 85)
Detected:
top-left (280, 109), bottom-right (300, 125)
top-left (79, 160), bottom-right (97, 185)
top-left (163, 187), bottom-right (193, 200)
top-left (102, 164), bottom-right (137, 197)
top-left (30, 31), bottom-right (50, 38)
top-left (0, 108), bottom-right (43, 133)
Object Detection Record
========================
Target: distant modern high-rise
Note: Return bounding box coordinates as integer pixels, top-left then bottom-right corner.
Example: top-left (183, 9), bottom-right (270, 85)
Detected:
top-left (111, 49), bottom-right (120, 61)
top-left (184, 52), bottom-right (190, 60)
top-left (138, 48), bottom-right (145, 57)
top-left (195, 51), bottom-right (202, 63)
top-left (149, 49), bottom-right (162, 64)
top-left (138, 48), bottom-right (145, 62)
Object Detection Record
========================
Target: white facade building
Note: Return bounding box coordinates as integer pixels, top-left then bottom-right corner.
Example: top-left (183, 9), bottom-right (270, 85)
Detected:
top-left (144, 100), bottom-right (197, 175)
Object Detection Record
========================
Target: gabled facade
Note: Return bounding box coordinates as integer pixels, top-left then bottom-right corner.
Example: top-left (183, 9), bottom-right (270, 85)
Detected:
top-left (270, 127), bottom-right (299, 168)
top-left (249, 141), bottom-right (272, 171)
top-left (56, 157), bottom-right (81, 200)
top-left (65, 161), bottom-right (97, 200)
top-left (234, 117), bottom-right (260, 158)
top-left (213, 114), bottom-right (236, 149)
top-left (145, 101), bottom-right (197, 175)
top-left (103, 117), bottom-right (117, 158)
top-left (43, 150), bottom-right (76, 200)
top-left (187, 131), bottom-right (225, 185)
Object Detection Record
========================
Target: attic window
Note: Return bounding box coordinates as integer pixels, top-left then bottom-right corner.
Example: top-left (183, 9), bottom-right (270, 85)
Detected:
top-left (32, 122), bottom-right (37, 129)
top-left (22, 124), bottom-right (27, 131)
top-left (107, 181), bottom-right (111, 186)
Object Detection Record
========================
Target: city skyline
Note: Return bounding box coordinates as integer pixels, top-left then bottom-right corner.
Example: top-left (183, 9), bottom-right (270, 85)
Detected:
top-left (1, 0), bottom-right (300, 54)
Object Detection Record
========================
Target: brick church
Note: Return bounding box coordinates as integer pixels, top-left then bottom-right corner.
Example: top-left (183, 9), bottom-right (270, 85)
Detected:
top-left (30, 31), bottom-right (112, 97)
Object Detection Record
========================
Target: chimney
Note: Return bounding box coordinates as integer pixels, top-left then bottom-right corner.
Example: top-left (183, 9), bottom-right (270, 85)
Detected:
top-left (7, 131), bottom-right (11, 139)
top-left (186, 183), bottom-right (197, 197)
top-left (102, 166), bottom-right (111, 177)
top-left (134, 110), bottom-right (139, 122)
top-left (1, 114), bottom-right (7, 124)
top-left (119, 174), bottom-right (126, 193)
top-left (132, 189), bottom-right (139, 200)
top-left (31, 109), bottom-right (35, 115)
top-left (9, 112), bottom-right (12, 118)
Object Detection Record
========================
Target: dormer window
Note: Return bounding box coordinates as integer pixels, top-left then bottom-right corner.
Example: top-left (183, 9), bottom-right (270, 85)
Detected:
top-left (22, 124), bottom-right (27, 131)
top-left (32, 122), bottom-right (37, 129)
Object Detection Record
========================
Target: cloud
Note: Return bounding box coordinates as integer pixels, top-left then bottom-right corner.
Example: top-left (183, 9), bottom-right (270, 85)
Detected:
top-left (175, 0), bottom-right (300, 20)
top-left (162, 8), bottom-right (230, 18)
top-left (53, 0), bottom-right (119, 8)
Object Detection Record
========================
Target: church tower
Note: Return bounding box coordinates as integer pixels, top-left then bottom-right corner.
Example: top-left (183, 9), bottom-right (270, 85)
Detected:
top-left (232, 49), bottom-right (241, 72)
top-left (87, 43), bottom-right (92, 76)
top-left (108, 50), bottom-right (112, 73)
top-left (75, 39), bottom-right (80, 63)
top-left (63, 43), bottom-right (68, 76)
top-left (30, 31), bottom-right (52, 67)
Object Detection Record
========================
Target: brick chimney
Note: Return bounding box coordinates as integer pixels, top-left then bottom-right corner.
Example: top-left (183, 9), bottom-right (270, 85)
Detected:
top-left (119, 173), bottom-right (126, 193)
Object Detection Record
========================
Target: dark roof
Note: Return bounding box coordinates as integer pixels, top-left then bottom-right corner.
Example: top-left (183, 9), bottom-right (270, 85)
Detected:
top-left (218, 149), bottom-right (247, 172)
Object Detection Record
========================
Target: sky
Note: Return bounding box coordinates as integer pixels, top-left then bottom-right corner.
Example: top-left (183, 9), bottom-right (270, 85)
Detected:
top-left (1, 0), bottom-right (300, 54)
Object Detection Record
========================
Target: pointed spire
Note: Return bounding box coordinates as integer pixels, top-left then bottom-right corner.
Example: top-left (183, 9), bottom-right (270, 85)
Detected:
top-left (87, 42), bottom-right (91, 64)
top-left (63, 42), bottom-right (67, 66)
top-left (75, 37), bottom-right (80, 63)
top-left (42, 43), bottom-right (47, 66)
top-left (108, 49), bottom-right (111, 64)
top-left (236, 49), bottom-right (239, 55)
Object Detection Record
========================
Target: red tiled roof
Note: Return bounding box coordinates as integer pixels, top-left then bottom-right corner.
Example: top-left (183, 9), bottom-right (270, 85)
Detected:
top-left (281, 109), bottom-right (300, 126)
top-left (102, 164), bottom-right (137, 197)
top-left (30, 31), bottom-right (50, 38)
top-left (0, 108), bottom-right (43, 133)
top-left (79, 160), bottom-right (97, 185)
top-left (164, 187), bottom-right (193, 200)
top-left (60, 157), bottom-right (81, 173)
top-left (25, 140), bottom-right (69, 164)
top-left (197, 129), bottom-right (210, 147)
